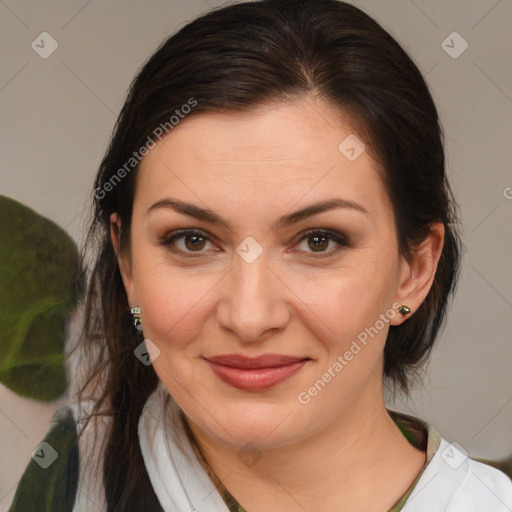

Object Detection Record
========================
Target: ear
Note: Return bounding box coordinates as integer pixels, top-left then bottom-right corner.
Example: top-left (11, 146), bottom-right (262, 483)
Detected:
top-left (390, 222), bottom-right (445, 326)
top-left (110, 213), bottom-right (138, 306)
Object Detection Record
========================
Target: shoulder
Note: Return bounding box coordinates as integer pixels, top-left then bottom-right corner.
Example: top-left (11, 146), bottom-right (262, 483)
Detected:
top-left (449, 456), bottom-right (512, 511)
top-left (403, 436), bottom-right (512, 511)
top-left (8, 405), bottom-right (79, 512)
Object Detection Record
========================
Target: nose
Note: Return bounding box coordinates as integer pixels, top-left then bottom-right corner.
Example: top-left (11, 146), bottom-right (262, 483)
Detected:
top-left (217, 250), bottom-right (290, 343)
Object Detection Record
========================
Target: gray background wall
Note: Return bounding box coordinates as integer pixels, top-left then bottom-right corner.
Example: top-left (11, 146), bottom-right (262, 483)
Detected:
top-left (1, 0), bottom-right (511, 508)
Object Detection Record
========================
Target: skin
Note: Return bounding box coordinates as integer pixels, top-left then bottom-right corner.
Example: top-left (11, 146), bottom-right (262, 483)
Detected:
top-left (111, 96), bottom-right (445, 512)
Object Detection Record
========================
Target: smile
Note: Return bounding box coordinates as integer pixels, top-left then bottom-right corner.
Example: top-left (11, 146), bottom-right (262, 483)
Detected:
top-left (204, 354), bottom-right (309, 391)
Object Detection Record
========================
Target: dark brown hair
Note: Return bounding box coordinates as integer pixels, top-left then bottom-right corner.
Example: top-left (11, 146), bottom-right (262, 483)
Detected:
top-left (73, 0), bottom-right (462, 509)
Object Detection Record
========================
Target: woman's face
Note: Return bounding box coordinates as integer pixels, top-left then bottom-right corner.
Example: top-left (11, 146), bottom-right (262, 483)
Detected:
top-left (114, 97), bottom-right (441, 450)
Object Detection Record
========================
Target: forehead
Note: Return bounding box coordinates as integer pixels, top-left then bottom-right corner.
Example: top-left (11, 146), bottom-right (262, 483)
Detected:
top-left (135, 99), bottom-right (390, 223)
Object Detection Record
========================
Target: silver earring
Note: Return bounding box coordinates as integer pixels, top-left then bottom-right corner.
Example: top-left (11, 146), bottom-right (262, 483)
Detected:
top-left (130, 306), bottom-right (142, 331)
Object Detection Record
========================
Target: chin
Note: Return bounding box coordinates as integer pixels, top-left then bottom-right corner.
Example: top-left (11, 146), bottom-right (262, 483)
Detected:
top-left (203, 403), bottom-right (304, 447)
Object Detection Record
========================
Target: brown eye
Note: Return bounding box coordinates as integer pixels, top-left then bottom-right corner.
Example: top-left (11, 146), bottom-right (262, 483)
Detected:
top-left (159, 229), bottom-right (215, 255)
top-left (308, 233), bottom-right (329, 252)
top-left (295, 229), bottom-right (349, 257)
top-left (183, 233), bottom-right (207, 251)
top-left (159, 228), bottom-right (349, 258)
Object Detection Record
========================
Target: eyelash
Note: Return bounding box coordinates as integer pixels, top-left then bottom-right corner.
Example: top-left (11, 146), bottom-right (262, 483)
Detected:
top-left (158, 228), bottom-right (350, 259)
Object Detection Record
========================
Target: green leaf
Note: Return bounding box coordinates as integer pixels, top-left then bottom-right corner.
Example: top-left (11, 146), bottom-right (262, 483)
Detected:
top-left (0, 196), bottom-right (80, 401)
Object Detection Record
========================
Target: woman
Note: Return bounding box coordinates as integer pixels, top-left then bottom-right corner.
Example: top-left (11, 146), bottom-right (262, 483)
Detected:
top-left (9, 0), bottom-right (512, 511)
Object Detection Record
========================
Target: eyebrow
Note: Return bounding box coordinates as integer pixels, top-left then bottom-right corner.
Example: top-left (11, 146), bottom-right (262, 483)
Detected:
top-left (146, 197), bottom-right (370, 231)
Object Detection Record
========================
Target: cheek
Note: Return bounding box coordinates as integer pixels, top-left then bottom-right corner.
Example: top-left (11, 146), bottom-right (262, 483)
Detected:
top-left (296, 262), bottom-right (393, 347)
top-left (129, 250), bottom-right (186, 339)
top-left (133, 266), bottom-right (213, 397)
top-left (308, 275), bottom-right (394, 389)
top-left (136, 272), bottom-right (208, 351)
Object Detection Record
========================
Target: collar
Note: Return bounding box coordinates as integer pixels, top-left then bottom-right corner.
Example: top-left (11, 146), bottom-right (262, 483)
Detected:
top-left (138, 383), bottom-right (485, 512)
top-left (138, 380), bottom-right (230, 512)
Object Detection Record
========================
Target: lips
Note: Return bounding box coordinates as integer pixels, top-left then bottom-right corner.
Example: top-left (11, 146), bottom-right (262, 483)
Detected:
top-left (206, 353), bottom-right (307, 369)
top-left (204, 354), bottom-right (309, 391)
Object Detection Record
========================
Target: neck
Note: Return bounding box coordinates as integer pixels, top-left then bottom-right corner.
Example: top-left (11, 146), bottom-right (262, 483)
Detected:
top-left (184, 385), bottom-right (426, 512)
